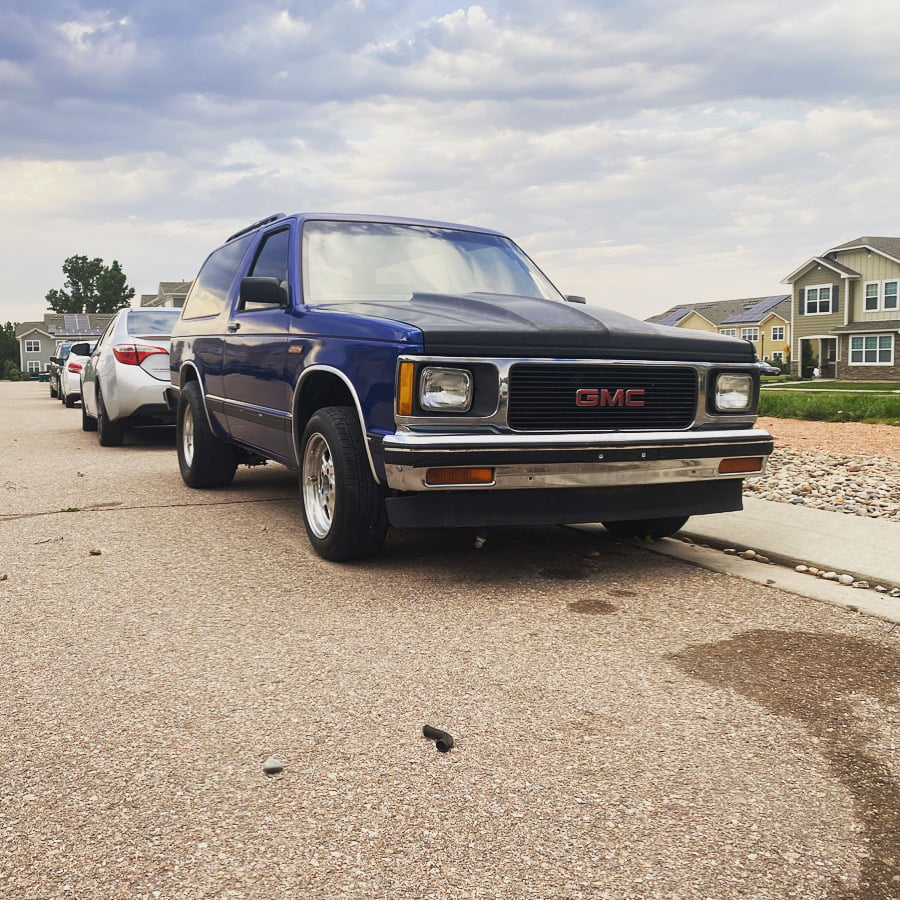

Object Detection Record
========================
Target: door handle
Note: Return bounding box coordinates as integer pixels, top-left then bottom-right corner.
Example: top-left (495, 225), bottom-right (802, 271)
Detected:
top-left (227, 322), bottom-right (241, 333)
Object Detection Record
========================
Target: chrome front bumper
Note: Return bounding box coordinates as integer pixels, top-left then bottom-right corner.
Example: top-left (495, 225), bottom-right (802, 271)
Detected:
top-left (381, 428), bottom-right (773, 492)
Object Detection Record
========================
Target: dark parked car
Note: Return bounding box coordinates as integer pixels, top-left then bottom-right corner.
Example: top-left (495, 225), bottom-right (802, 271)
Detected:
top-left (168, 213), bottom-right (773, 561)
top-left (47, 341), bottom-right (73, 398)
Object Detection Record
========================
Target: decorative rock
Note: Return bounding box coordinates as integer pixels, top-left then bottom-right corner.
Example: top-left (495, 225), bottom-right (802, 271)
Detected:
top-left (838, 574), bottom-right (855, 586)
top-left (808, 567), bottom-right (819, 576)
top-left (739, 550), bottom-right (757, 560)
top-left (822, 571), bottom-right (838, 581)
top-left (852, 581), bottom-right (870, 589)
top-left (875, 585), bottom-right (888, 593)
top-left (756, 555), bottom-right (770, 564)
top-left (795, 565), bottom-right (809, 573)
top-left (262, 757), bottom-right (284, 775)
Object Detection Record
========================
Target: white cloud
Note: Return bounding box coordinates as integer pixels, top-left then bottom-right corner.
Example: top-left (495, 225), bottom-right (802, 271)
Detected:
top-left (3, 0), bottom-right (900, 326)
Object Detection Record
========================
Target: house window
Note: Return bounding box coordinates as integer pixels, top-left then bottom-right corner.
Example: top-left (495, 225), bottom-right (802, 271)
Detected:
top-left (25, 339), bottom-right (41, 353)
top-left (864, 282), bottom-right (880, 311)
top-left (719, 328), bottom-right (737, 337)
top-left (849, 334), bottom-right (893, 365)
top-left (26, 360), bottom-right (41, 373)
top-left (805, 285), bottom-right (832, 314)
top-left (741, 327), bottom-right (759, 342)
top-left (863, 280), bottom-right (899, 311)
top-left (771, 351), bottom-right (784, 363)
top-left (771, 325), bottom-right (784, 342)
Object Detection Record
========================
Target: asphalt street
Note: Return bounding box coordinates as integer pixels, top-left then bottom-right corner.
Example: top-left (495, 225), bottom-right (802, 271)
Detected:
top-left (1, 381), bottom-right (898, 899)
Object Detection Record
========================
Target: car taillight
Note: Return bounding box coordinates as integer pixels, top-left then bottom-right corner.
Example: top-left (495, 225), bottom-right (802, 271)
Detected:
top-left (66, 362), bottom-right (83, 373)
top-left (112, 343), bottom-right (168, 366)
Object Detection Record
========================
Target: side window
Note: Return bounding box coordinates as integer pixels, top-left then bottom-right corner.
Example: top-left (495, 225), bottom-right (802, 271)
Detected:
top-left (182, 235), bottom-right (253, 319)
top-left (241, 228), bottom-right (292, 311)
top-left (249, 229), bottom-right (291, 283)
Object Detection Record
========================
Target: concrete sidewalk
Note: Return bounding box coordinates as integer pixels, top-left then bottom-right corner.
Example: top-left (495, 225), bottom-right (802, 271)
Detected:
top-left (669, 496), bottom-right (900, 623)
top-left (681, 496), bottom-right (900, 589)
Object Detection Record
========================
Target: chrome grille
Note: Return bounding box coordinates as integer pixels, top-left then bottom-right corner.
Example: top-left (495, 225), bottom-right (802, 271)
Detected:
top-left (507, 364), bottom-right (698, 431)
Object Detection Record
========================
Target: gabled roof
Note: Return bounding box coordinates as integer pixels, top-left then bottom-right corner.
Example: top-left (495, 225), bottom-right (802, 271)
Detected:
top-left (15, 323), bottom-right (53, 339)
top-left (648, 295), bottom-right (790, 328)
top-left (830, 236), bottom-right (900, 262)
top-left (650, 306), bottom-right (694, 327)
top-left (783, 235), bottom-right (900, 283)
top-left (721, 294), bottom-right (791, 325)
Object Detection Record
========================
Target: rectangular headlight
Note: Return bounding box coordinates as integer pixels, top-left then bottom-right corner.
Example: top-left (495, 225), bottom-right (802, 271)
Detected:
top-left (420, 367), bottom-right (473, 412)
top-left (715, 373), bottom-right (753, 412)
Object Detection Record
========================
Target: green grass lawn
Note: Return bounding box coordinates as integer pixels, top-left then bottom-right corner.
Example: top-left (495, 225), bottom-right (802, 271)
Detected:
top-left (761, 380), bottom-right (900, 392)
top-left (758, 384), bottom-right (900, 425)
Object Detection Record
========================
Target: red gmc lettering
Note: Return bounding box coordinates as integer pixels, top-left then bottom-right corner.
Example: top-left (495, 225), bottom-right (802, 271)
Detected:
top-left (575, 388), bottom-right (646, 407)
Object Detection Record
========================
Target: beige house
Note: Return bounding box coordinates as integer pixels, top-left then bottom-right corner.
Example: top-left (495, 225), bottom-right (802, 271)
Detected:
top-left (783, 236), bottom-right (900, 379)
top-left (140, 281), bottom-right (192, 308)
top-left (647, 295), bottom-right (792, 368)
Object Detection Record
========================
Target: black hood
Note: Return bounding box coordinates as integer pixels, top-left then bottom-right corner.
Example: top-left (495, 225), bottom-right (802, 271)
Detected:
top-left (323, 292), bottom-right (757, 362)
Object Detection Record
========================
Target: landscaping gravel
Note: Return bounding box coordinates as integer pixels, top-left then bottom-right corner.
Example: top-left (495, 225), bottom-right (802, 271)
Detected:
top-left (745, 418), bottom-right (900, 524)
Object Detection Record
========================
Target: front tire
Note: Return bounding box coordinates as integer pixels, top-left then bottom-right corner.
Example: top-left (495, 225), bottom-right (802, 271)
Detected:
top-left (63, 390), bottom-right (76, 408)
top-left (602, 516), bottom-right (689, 541)
top-left (177, 381), bottom-right (238, 488)
top-left (300, 407), bottom-right (388, 561)
top-left (96, 385), bottom-right (125, 447)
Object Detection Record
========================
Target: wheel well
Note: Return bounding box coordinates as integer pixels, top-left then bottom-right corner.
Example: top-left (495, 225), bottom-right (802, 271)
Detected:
top-left (179, 365), bottom-right (199, 388)
top-left (294, 371), bottom-right (356, 434)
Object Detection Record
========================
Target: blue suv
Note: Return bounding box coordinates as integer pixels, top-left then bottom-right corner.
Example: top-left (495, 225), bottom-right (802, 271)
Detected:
top-left (168, 213), bottom-right (773, 561)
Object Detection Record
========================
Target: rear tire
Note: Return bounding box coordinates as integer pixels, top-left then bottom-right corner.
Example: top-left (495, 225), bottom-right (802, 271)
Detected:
top-left (177, 381), bottom-right (238, 488)
top-left (96, 385), bottom-right (125, 447)
top-left (300, 407), bottom-right (388, 561)
top-left (602, 516), bottom-right (689, 541)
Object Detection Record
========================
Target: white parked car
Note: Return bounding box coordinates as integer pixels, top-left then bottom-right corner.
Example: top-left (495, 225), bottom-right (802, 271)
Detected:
top-left (59, 341), bottom-right (95, 408)
top-left (81, 308), bottom-right (182, 446)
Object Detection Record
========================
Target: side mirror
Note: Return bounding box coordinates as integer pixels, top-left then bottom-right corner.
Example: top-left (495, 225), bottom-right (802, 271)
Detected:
top-left (565, 295), bottom-right (587, 305)
top-left (240, 276), bottom-right (289, 309)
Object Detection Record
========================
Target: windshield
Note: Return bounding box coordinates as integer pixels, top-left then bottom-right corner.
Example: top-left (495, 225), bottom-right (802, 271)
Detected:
top-left (301, 221), bottom-right (563, 305)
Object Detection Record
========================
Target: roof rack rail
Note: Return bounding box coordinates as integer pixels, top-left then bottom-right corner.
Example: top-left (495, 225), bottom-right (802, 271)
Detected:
top-left (226, 213), bottom-right (288, 243)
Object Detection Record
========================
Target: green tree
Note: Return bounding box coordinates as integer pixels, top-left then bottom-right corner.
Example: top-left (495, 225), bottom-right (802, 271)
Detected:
top-left (0, 322), bottom-right (18, 378)
top-left (45, 255), bottom-right (135, 314)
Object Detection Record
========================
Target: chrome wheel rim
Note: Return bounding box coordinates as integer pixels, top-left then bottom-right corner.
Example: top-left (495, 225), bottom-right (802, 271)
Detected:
top-left (182, 405), bottom-right (195, 466)
top-left (303, 433), bottom-right (334, 539)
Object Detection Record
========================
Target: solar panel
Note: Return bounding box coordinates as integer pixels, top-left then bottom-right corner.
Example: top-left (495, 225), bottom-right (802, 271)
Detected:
top-left (62, 314), bottom-right (97, 334)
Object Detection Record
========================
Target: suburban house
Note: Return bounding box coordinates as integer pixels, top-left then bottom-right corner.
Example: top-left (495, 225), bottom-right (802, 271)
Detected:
top-left (15, 313), bottom-right (116, 376)
top-left (140, 281), bottom-right (192, 308)
top-left (783, 236), bottom-right (900, 379)
top-left (647, 295), bottom-right (792, 369)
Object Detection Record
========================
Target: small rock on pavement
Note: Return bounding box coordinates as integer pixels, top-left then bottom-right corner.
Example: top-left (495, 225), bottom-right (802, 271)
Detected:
top-left (89, 549), bottom-right (102, 556)
top-left (263, 757), bottom-right (284, 775)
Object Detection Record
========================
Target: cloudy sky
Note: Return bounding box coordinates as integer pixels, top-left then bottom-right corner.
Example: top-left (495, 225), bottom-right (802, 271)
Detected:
top-left (3, 0), bottom-right (900, 325)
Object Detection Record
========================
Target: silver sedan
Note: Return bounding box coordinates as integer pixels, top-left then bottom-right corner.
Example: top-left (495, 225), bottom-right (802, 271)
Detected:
top-left (80, 307), bottom-right (182, 446)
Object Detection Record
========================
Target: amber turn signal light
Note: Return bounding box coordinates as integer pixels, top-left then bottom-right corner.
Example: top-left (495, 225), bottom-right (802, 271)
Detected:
top-left (397, 361), bottom-right (415, 415)
top-left (718, 457), bottom-right (764, 475)
top-left (425, 467), bottom-right (495, 486)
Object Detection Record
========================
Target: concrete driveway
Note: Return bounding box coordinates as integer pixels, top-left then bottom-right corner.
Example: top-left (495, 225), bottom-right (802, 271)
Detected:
top-left (1, 381), bottom-right (898, 899)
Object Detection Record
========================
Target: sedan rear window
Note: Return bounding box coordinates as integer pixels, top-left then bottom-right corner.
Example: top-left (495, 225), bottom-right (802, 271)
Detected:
top-left (126, 309), bottom-right (181, 337)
